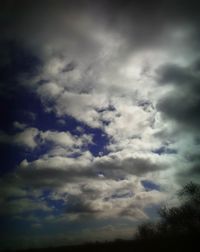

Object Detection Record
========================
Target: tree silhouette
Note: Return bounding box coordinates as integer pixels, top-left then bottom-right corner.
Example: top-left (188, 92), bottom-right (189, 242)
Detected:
top-left (136, 182), bottom-right (200, 241)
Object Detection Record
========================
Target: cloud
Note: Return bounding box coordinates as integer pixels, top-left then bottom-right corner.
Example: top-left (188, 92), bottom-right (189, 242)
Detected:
top-left (56, 177), bottom-right (166, 221)
top-left (0, 198), bottom-right (51, 216)
top-left (0, 127), bottom-right (39, 149)
top-left (0, 127), bottom-right (93, 152)
top-left (156, 59), bottom-right (200, 129)
top-left (18, 154), bottom-right (94, 188)
top-left (54, 91), bottom-right (109, 128)
top-left (65, 194), bottom-right (101, 215)
top-left (40, 130), bottom-right (92, 149)
top-left (0, 153), bottom-right (167, 222)
top-left (15, 153), bottom-right (166, 193)
top-left (37, 82), bottom-right (64, 99)
top-left (13, 121), bottom-right (27, 130)
top-left (93, 156), bottom-right (166, 178)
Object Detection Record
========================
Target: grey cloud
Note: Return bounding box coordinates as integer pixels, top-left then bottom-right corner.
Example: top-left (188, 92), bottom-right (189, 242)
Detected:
top-left (62, 61), bottom-right (76, 73)
top-left (16, 156), bottom-right (164, 190)
top-left (0, 197), bottom-right (51, 216)
top-left (1, 154), bottom-right (163, 206)
top-left (156, 63), bottom-right (200, 91)
top-left (0, 160), bottom-right (166, 224)
top-left (100, 0), bottom-right (200, 52)
top-left (18, 166), bottom-right (96, 188)
top-left (94, 157), bottom-right (165, 178)
top-left (65, 195), bottom-right (100, 215)
top-left (176, 164), bottom-right (200, 186)
top-left (185, 152), bottom-right (200, 163)
top-left (2, 0), bottom-right (200, 59)
top-left (157, 64), bottom-right (195, 86)
top-left (189, 164), bottom-right (200, 175)
top-left (0, 128), bottom-right (39, 149)
top-left (80, 184), bottom-right (103, 200)
top-left (119, 207), bottom-right (148, 220)
top-left (0, 174), bottom-right (27, 201)
top-left (156, 60), bottom-right (200, 129)
top-left (192, 58), bottom-right (200, 71)
top-left (19, 163), bottom-right (90, 187)
top-left (157, 92), bottom-right (200, 128)
top-left (0, 1), bottom-right (106, 59)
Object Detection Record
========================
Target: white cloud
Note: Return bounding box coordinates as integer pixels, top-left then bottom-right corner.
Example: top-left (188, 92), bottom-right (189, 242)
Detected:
top-left (0, 127), bottom-right (93, 155)
top-left (0, 127), bottom-right (39, 149)
top-left (14, 128), bottom-right (39, 148)
top-left (19, 152), bottom-right (93, 172)
top-left (37, 82), bottom-right (64, 99)
top-left (40, 130), bottom-right (79, 148)
top-left (54, 91), bottom-right (109, 128)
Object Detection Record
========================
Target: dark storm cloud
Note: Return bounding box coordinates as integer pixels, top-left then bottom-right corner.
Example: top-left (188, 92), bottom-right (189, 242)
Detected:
top-left (157, 64), bottom-right (195, 86)
top-left (155, 69), bottom-right (200, 194)
top-left (156, 59), bottom-right (200, 129)
top-left (1, 0), bottom-right (200, 54)
top-left (157, 62), bottom-right (200, 89)
top-left (90, 0), bottom-right (199, 52)
top-left (156, 59), bottom-right (200, 186)
top-left (157, 93), bottom-right (200, 128)
top-left (0, 0), bottom-right (99, 61)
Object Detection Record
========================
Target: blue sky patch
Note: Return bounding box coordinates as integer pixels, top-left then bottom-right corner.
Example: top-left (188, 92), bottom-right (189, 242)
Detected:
top-left (141, 180), bottom-right (160, 191)
top-left (152, 146), bottom-right (177, 155)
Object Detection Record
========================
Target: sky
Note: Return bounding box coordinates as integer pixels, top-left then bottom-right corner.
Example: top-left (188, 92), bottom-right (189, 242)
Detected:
top-left (0, 0), bottom-right (200, 250)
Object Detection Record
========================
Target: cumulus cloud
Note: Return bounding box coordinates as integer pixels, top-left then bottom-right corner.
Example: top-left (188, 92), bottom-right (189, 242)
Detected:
top-left (0, 127), bottom-right (39, 149)
top-left (15, 153), bottom-right (165, 191)
top-left (0, 127), bottom-right (93, 154)
top-left (0, 152), bottom-right (167, 223)
top-left (40, 130), bottom-right (93, 149)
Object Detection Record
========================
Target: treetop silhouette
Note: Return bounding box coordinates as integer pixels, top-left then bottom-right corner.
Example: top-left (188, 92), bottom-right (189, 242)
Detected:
top-left (136, 182), bottom-right (200, 240)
